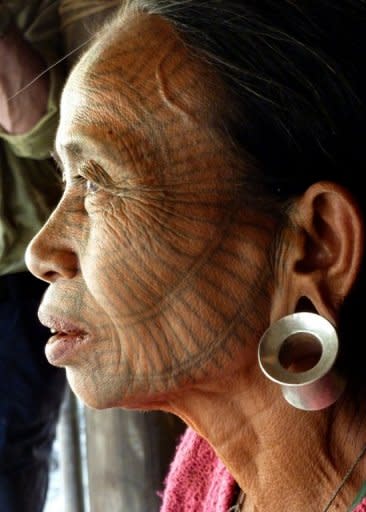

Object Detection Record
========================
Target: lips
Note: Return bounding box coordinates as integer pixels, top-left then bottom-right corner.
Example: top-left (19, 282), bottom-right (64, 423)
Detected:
top-left (39, 314), bottom-right (87, 336)
top-left (39, 312), bottom-right (90, 366)
top-left (48, 330), bottom-right (86, 344)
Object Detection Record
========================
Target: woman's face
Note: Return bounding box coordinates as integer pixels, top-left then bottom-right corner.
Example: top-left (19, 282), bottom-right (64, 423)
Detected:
top-left (26, 14), bottom-right (276, 409)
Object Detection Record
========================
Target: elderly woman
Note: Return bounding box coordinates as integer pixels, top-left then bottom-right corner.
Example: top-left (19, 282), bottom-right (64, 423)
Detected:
top-left (26, 1), bottom-right (366, 510)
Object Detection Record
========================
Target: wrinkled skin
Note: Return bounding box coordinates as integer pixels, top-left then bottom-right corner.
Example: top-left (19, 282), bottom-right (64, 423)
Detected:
top-left (26, 14), bottom-right (275, 409)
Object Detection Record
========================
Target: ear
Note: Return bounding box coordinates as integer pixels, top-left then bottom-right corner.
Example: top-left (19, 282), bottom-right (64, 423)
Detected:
top-left (271, 182), bottom-right (364, 324)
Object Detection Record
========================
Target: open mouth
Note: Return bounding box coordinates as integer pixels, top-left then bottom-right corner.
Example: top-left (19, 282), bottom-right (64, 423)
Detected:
top-left (39, 313), bottom-right (88, 340)
top-left (40, 317), bottom-right (91, 365)
top-left (49, 327), bottom-right (86, 340)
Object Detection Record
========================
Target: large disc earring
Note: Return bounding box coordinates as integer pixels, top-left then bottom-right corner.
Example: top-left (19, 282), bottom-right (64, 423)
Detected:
top-left (258, 312), bottom-right (346, 411)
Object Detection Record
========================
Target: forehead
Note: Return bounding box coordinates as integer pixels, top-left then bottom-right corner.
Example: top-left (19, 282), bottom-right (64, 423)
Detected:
top-left (57, 12), bottom-right (222, 166)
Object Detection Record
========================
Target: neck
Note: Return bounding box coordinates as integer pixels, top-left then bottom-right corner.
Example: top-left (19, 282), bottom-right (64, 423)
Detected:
top-left (167, 371), bottom-right (366, 511)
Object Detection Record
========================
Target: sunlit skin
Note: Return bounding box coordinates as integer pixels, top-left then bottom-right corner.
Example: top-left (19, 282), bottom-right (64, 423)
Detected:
top-left (26, 12), bottom-right (366, 512)
top-left (26, 13), bottom-right (277, 407)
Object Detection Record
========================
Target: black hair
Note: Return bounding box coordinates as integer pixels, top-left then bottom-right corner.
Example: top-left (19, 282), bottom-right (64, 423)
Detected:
top-left (121, 0), bottom-right (366, 204)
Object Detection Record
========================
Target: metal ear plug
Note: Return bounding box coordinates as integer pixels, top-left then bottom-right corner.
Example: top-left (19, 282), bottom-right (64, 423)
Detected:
top-left (258, 312), bottom-right (346, 411)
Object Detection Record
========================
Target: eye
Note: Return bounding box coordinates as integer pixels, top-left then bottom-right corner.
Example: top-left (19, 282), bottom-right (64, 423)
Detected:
top-left (86, 179), bottom-right (99, 194)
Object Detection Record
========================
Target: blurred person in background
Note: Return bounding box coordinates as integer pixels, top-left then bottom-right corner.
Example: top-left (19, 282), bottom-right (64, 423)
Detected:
top-left (0, 2), bottom-right (65, 511)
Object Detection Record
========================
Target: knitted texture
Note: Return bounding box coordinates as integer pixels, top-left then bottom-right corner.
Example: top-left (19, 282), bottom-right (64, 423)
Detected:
top-left (354, 497), bottom-right (366, 511)
top-left (160, 427), bottom-right (236, 512)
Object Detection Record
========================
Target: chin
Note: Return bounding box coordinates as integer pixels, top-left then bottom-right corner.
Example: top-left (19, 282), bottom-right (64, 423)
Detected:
top-left (65, 368), bottom-right (117, 409)
top-left (65, 368), bottom-right (153, 410)
top-left (65, 367), bottom-right (175, 412)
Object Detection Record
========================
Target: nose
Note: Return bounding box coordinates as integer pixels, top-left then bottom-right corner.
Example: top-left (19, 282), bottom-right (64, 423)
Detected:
top-left (25, 215), bottom-right (78, 283)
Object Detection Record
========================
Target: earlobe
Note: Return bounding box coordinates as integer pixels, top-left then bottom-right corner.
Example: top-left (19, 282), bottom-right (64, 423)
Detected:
top-left (271, 181), bottom-right (364, 324)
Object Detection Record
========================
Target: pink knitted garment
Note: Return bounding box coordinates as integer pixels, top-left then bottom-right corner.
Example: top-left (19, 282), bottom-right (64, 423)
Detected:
top-left (160, 427), bottom-right (236, 512)
top-left (354, 498), bottom-right (366, 511)
top-left (160, 427), bottom-right (366, 512)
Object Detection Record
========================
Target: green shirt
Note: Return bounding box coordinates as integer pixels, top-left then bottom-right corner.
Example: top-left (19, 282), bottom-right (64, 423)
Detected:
top-left (351, 481), bottom-right (366, 510)
top-left (0, 0), bottom-right (121, 276)
top-left (0, 0), bottom-right (64, 275)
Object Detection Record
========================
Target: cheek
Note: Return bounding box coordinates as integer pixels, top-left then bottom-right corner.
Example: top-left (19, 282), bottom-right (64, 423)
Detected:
top-left (82, 194), bottom-right (234, 319)
top-left (73, 205), bottom-right (274, 401)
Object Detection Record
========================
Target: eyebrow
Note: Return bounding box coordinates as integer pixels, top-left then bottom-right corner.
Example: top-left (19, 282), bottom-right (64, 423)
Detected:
top-left (54, 142), bottom-right (82, 161)
top-left (56, 139), bottom-right (124, 169)
top-left (51, 141), bottom-right (91, 177)
top-left (63, 142), bottom-right (83, 158)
